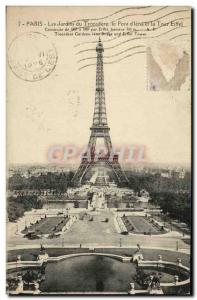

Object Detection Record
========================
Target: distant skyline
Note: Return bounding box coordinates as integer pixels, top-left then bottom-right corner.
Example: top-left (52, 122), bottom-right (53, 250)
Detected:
top-left (8, 161), bottom-right (191, 170)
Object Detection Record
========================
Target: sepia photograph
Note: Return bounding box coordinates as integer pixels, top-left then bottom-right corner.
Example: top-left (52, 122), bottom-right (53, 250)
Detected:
top-left (6, 5), bottom-right (192, 295)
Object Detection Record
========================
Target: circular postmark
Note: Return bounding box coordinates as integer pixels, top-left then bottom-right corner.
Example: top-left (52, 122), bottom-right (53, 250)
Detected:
top-left (8, 32), bottom-right (58, 82)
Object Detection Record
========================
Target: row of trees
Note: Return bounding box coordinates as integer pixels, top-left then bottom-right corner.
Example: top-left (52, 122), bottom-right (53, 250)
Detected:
top-left (126, 171), bottom-right (191, 226)
top-left (126, 171), bottom-right (191, 194)
top-left (8, 171), bottom-right (75, 192)
top-left (7, 195), bottom-right (43, 222)
top-left (149, 191), bottom-right (191, 226)
top-left (7, 171), bottom-right (76, 222)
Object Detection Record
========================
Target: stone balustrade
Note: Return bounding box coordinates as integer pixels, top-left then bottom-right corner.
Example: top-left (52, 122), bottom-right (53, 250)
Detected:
top-left (7, 250), bottom-right (190, 295)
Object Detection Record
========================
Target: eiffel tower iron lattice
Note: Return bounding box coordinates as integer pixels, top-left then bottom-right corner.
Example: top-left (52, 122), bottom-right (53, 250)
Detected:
top-left (72, 38), bottom-right (129, 186)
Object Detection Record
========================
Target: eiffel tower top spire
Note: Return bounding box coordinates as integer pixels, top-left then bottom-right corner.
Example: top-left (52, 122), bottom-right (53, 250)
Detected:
top-left (92, 38), bottom-right (108, 127)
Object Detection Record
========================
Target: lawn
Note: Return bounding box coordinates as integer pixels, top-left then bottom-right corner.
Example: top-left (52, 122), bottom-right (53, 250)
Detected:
top-left (22, 216), bottom-right (69, 235)
top-left (122, 216), bottom-right (160, 234)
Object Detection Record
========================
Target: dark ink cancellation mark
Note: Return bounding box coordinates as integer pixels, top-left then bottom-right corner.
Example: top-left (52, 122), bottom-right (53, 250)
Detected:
top-left (8, 32), bottom-right (58, 82)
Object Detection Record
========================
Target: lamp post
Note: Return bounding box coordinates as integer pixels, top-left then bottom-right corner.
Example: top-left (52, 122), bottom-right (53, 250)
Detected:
top-left (176, 241), bottom-right (179, 251)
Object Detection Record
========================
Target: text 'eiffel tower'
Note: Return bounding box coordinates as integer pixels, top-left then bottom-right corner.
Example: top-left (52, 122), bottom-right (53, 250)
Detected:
top-left (72, 38), bottom-right (128, 186)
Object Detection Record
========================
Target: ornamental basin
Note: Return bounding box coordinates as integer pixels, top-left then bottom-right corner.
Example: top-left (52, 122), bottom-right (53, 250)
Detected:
top-left (38, 255), bottom-right (188, 293)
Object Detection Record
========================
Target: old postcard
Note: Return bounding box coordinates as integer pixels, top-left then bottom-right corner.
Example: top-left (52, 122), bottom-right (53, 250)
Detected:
top-left (6, 6), bottom-right (192, 295)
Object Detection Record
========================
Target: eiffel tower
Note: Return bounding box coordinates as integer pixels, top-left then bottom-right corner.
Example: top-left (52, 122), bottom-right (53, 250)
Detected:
top-left (72, 38), bottom-right (128, 186)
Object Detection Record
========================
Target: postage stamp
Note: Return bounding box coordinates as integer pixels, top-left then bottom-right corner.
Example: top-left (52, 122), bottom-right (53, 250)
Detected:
top-left (8, 32), bottom-right (58, 82)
